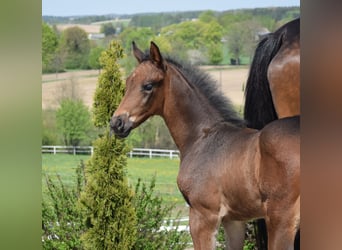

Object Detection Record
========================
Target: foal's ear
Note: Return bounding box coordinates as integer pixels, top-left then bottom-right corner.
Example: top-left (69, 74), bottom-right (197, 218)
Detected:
top-left (150, 41), bottom-right (166, 71)
top-left (132, 41), bottom-right (144, 63)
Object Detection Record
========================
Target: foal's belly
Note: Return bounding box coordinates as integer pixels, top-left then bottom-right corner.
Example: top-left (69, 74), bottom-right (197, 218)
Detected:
top-left (177, 172), bottom-right (265, 221)
top-left (218, 186), bottom-right (265, 221)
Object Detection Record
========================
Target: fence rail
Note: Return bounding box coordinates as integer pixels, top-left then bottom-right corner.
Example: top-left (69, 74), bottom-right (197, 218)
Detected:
top-left (42, 145), bottom-right (179, 159)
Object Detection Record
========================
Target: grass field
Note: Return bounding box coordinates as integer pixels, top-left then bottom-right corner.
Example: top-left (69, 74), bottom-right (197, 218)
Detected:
top-left (42, 154), bottom-right (188, 216)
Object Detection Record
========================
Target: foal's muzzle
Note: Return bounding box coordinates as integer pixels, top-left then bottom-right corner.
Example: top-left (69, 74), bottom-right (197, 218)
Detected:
top-left (110, 114), bottom-right (133, 138)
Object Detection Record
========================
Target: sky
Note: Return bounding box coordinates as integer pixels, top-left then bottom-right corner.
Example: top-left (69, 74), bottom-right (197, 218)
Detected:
top-left (42, 0), bottom-right (300, 16)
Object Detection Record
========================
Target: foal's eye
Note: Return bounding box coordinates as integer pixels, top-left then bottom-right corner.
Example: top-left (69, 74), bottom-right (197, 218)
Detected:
top-left (142, 83), bottom-right (153, 92)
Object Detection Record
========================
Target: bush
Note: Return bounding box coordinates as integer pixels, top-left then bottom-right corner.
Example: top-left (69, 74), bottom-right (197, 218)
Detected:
top-left (133, 176), bottom-right (190, 250)
top-left (42, 109), bottom-right (60, 145)
top-left (42, 159), bottom-right (190, 249)
top-left (56, 99), bottom-right (93, 146)
top-left (42, 160), bottom-right (86, 249)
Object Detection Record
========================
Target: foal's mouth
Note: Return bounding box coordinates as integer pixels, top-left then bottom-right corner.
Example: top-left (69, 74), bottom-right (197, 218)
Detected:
top-left (110, 115), bottom-right (133, 138)
top-left (111, 126), bottom-right (132, 138)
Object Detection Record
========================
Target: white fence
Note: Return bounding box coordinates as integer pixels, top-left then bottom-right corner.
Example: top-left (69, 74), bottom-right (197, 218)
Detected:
top-left (127, 148), bottom-right (179, 159)
top-left (161, 217), bottom-right (190, 232)
top-left (42, 145), bottom-right (94, 155)
top-left (42, 145), bottom-right (179, 159)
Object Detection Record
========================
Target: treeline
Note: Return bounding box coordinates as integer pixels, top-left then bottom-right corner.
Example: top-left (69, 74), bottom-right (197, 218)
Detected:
top-left (43, 14), bottom-right (126, 25)
top-left (42, 6), bottom-right (299, 74)
top-left (42, 7), bottom-right (298, 25)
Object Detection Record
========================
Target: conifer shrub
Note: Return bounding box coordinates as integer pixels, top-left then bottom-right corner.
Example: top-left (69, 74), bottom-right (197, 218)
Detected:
top-left (79, 40), bottom-right (137, 249)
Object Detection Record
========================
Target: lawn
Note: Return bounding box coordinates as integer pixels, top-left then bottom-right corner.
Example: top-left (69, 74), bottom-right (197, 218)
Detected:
top-left (42, 154), bottom-right (188, 215)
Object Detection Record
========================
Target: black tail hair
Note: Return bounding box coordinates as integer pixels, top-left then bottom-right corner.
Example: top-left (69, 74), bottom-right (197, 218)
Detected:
top-left (243, 31), bottom-right (285, 129)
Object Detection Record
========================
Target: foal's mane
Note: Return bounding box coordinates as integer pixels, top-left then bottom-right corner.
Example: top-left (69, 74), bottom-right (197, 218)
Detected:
top-left (141, 52), bottom-right (245, 127)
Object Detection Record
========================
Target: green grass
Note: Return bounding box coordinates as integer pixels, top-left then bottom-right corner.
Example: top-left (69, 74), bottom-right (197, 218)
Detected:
top-left (42, 154), bottom-right (188, 215)
top-left (126, 157), bottom-right (183, 203)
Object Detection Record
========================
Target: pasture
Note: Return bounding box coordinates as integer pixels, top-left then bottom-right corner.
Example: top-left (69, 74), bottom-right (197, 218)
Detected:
top-left (42, 154), bottom-right (188, 216)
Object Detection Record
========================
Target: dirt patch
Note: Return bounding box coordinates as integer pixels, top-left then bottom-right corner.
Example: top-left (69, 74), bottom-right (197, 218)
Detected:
top-left (42, 67), bottom-right (249, 110)
top-left (56, 24), bottom-right (101, 34)
top-left (201, 66), bottom-right (248, 106)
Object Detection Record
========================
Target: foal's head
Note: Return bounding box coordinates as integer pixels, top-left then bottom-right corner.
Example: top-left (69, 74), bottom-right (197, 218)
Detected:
top-left (110, 41), bottom-right (167, 138)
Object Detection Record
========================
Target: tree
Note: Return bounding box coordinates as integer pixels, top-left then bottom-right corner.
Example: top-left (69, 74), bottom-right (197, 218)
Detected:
top-left (42, 22), bottom-right (58, 72)
top-left (79, 40), bottom-right (137, 249)
top-left (56, 99), bottom-right (92, 146)
top-left (202, 20), bottom-right (224, 65)
top-left (199, 10), bottom-right (217, 23)
top-left (60, 26), bottom-right (90, 69)
top-left (101, 23), bottom-right (116, 36)
top-left (208, 44), bottom-right (223, 65)
top-left (118, 27), bottom-right (155, 74)
top-left (202, 20), bottom-right (224, 45)
top-left (227, 25), bottom-right (244, 65)
top-left (88, 46), bottom-right (105, 71)
top-left (227, 20), bottom-right (260, 65)
top-left (160, 19), bottom-right (224, 63)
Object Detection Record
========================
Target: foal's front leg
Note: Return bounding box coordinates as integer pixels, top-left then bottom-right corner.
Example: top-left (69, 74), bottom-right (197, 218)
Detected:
top-left (222, 219), bottom-right (245, 250)
top-left (189, 207), bottom-right (220, 250)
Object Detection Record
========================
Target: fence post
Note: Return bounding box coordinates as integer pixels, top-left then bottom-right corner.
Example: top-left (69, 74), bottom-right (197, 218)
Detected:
top-left (170, 151), bottom-right (173, 159)
top-left (73, 146), bottom-right (76, 155)
top-left (90, 146), bottom-right (93, 156)
top-left (149, 149), bottom-right (152, 159)
top-left (53, 146), bottom-right (56, 155)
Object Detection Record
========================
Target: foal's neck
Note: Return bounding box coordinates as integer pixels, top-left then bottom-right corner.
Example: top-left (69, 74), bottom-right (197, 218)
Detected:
top-left (162, 65), bottom-right (224, 155)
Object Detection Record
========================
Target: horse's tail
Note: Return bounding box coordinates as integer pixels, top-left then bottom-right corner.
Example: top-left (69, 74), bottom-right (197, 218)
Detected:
top-left (244, 30), bottom-right (285, 250)
top-left (243, 31), bottom-right (285, 129)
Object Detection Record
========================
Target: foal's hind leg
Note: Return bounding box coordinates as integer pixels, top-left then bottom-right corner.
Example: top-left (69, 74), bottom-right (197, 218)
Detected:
top-left (189, 207), bottom-right (220, 250)
top-left (221, 219), bottom-right (245, 250)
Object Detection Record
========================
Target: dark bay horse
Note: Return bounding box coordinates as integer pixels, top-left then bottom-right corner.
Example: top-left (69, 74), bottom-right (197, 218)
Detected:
top-left (244, 18), bottom-right (300, 249)
top-left (244, 18), bottom-right (300, 130)
top-left (111, 42), bottom-right (300, 250)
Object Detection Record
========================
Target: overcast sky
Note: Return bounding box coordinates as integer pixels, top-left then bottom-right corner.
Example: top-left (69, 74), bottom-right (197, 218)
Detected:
top-left (42, 0), bottom-right (300, 16)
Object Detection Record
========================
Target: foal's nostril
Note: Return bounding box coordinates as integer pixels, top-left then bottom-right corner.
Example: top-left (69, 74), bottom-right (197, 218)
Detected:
top-left (110, 115), bottom-right (132, 138)
top-left (110, 116), bottom-right (125, 133)
top-left (116, 117), bottom-right (124, 130)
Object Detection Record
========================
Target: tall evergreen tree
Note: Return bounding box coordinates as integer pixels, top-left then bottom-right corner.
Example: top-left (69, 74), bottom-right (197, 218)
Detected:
top-left (79, 40), bottom-right (137, 249)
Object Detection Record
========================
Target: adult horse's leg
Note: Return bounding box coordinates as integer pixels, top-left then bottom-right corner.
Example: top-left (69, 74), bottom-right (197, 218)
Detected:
top-left (189, 207), bottom-right (219, 250)
top-left (221, 219), bottom-right (245, 250)
top-left (266, 198), bottom-right (300, 250)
